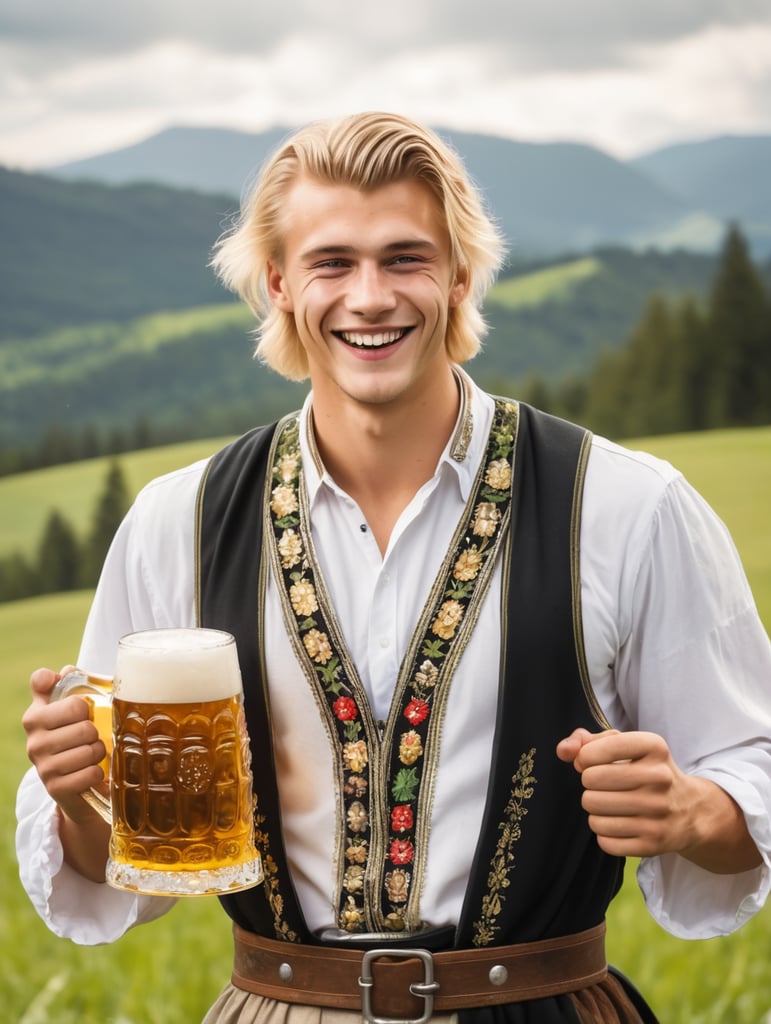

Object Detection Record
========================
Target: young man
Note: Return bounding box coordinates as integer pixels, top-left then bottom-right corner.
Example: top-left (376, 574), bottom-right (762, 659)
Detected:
top-left (18, 112), bottom-right (771, 1023)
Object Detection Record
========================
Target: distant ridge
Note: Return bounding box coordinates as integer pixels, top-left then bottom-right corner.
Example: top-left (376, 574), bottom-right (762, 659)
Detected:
top-left (48, 123), bottom-right (748, 258)
top-left (434, 128), bottom-right (711, 256)
top-left (631, 134), bottom-right (771, 253)
top-left (50, 125), bottom-right (293, 199)
top-left (0, 166), bottom-right (234, 337)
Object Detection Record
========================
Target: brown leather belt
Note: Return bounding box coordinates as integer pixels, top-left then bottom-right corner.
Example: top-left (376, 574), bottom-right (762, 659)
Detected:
top-left (232, 921), bottom-right (608, 1022)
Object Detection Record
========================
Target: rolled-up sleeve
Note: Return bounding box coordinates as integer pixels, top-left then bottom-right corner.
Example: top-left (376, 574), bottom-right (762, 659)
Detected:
top-left (16, 767), bottom-right (175, 945)
top-left (15, 461), bottom-right (205, 944)
top-left (583, 441), bottom-right (771, 937)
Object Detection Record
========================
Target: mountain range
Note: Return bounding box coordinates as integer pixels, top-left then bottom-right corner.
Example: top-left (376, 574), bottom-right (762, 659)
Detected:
top-left (47, 125), bottom-right (771, 258)
top-left (0, 166), bottom-right (233, 338)
top-left (2, 124), bottom-right (769, 452)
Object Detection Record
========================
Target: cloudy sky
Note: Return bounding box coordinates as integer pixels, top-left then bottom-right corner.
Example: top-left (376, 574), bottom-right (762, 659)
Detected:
top-left (2, 0), bottom-right (770, 169)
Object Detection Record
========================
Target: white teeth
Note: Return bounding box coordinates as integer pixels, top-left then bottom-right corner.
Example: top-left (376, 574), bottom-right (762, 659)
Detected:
top-left (340, 330), bottom-right (405, 348)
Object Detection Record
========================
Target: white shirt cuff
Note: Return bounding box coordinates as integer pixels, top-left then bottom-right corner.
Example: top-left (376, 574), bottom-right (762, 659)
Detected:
top-left (16, 767), bottom-right (174, 945)
top-left (637, 768), bottom-right (771, 938)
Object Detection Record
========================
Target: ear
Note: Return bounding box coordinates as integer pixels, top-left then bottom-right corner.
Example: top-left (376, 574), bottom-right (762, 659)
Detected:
top-left (449, 265), bottom-right (469, 308)
top-left (266, 261), bottom-right (294, 312)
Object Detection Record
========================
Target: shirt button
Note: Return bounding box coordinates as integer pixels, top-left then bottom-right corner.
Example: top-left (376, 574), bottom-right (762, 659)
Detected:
top-left (379, 637), bottom-right (390, 649)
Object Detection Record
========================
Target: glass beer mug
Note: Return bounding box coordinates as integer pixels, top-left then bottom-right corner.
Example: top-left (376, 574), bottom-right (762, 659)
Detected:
top-left (51, 627), bottom-right (263, 896)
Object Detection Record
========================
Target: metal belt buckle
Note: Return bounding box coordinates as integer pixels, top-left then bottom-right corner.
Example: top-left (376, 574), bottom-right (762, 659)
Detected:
top-left (359, 947), bottom-right (439, 1024)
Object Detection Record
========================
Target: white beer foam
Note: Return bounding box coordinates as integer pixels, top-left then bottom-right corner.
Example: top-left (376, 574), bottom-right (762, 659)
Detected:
top-left (115, 628), bottom-right (241, 703)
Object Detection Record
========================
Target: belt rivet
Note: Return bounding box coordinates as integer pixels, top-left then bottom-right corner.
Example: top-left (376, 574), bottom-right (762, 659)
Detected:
top-left (489, 965), bottom-right (508, 987)
top-left (278, 962), bottom-right (294, 983)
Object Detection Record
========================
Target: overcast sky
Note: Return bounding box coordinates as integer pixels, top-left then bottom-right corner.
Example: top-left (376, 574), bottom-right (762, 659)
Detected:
top-left (2, 0), bottom-right (770, 169)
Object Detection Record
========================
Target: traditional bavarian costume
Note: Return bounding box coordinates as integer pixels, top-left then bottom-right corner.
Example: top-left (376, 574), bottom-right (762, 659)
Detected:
top-left (196, 380), bottom-right (656, 1024)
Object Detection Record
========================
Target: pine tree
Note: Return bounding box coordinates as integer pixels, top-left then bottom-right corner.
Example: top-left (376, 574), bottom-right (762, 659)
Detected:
top-left (37, 510), bottom-right (81, 593)
top-left (707, 224), bottom-right (769, 427)
top-left (516, 374), bottom-right (553, 415)
top-left (623, 296), bottom-right (682, 437)
top-left (0, 552), bottom-right (39, 602)
top-left (554, 374), bottom-right (588, 423)
top-left (582, 346), bottom-right (631, 438)
top-left (82, 460), bottom-right (130, 585)
top-left (672, 298), bottom-right (711, 432)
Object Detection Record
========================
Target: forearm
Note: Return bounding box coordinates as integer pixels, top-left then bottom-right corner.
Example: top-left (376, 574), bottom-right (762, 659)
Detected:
top-left (679, 776), bottom-right (762, 875)
top-left (57, 805), bottom-right (111, 883)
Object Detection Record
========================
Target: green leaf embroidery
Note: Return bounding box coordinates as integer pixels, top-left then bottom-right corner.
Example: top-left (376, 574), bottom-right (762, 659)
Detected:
top-left (421, 638), bottom-right (445, 660)
top-left (392, 768), bottom-right (420, 802)
top-left (344, 720), bottom-right (362, 741)
top-left (480, 487), bottom-right (509, 504)
top-left (276, 514), bottom-right (300, 528)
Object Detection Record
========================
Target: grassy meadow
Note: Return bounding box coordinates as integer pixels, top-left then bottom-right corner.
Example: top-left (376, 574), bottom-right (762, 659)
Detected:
top-left (488, 256), bottom-right (602, 309)
top-left (3, 593), bottom-right (233, 1024)
top-left (0, 438), bottom-right (234, 558)
top-left (2, 425), bottom-right (770, 1021)
top-left (0, 305), bottom-right (253, 392)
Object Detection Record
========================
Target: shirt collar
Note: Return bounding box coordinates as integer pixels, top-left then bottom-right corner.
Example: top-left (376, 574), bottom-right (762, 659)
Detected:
top-left (299, 366), bottom-right (495, 505)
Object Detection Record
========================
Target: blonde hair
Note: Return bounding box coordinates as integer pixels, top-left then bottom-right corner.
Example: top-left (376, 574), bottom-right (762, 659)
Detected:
top-left (211, 112), bottom-right (506, 381)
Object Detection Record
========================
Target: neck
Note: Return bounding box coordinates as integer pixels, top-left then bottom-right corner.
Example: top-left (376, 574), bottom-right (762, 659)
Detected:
top-left (309, 366), bottom-right (462, 552)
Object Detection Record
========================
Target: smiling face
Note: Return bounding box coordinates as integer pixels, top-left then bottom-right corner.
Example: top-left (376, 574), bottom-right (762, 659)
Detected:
top-left (266, 176), bottom-right (467, 414)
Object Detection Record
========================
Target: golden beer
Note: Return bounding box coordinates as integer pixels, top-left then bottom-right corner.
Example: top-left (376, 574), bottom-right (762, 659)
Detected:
top-left (107, 628), bottom-right (262, 895)
top-left (110, 694), bottom-right (257, 879)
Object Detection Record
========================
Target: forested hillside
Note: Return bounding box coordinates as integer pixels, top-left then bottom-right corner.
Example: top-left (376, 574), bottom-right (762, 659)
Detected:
top-left (529, 227), bottom-right (771, 439)
top-left (480, 247), bottom-right (718, 383)
top-left (2, 162), bottom-right (769, 473)
top-left (1, 248), bottom-right (722, 460)
top-left (0, 166), bottom-right (235, 337)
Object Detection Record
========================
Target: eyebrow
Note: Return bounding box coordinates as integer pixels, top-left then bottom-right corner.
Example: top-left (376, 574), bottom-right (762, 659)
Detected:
top-left (300, 239), bottom-right (439, 261)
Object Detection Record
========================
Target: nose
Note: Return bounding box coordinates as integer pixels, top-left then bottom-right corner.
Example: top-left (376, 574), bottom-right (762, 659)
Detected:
top-left (345, 262), bottom-right (397, 317)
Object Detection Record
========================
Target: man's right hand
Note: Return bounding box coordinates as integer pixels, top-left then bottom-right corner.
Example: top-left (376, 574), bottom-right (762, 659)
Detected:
top-left (22, 667), bottom-right (111, 880)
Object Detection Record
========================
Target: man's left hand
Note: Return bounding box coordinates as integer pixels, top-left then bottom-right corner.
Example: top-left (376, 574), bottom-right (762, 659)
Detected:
top-left (556, 728), bottom-right (762, 873)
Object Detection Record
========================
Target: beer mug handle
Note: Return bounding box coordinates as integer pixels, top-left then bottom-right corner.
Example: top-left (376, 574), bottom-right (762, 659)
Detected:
top-left (50, 669), bottom-right (113, 824)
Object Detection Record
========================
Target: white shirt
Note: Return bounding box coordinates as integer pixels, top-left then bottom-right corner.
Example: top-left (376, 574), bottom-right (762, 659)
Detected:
top-left (16, 378), bottom-right (771, 946)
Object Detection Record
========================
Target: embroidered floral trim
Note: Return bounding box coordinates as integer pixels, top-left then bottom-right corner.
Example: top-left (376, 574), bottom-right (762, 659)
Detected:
top-left (471, 748), bottom-right (537, 947)
top-left (379, 399), bottom-right (517, 926)
top-left (266, 401), bottom-right (518, 933)
top-left (266, 415), bottom-right (378, 931)
top-left (252, 794), bottom-right (300, 942)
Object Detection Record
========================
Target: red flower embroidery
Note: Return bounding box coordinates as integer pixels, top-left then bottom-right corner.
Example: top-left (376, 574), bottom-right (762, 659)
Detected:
top-left (391, 805), bottom-right (414, 833)
top-left (333, 696), bottom-right (358, 721)
top-left (404, 698), bottom-right (429, 725)
top-left (389, 839), bottom-right (415, 865)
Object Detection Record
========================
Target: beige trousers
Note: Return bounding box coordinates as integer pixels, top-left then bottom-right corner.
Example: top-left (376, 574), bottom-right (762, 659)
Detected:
top-left (202, 975), bottom-right (649, 1023)
top-left (202, 984), bottom-right (458, 1024)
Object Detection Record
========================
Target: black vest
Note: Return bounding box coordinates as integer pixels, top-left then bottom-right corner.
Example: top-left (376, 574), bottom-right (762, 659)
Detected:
top-left (196, 402), bottom-right (625, 982)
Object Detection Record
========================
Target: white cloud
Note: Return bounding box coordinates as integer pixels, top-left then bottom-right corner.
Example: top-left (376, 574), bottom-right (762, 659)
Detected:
top-left (1, 9), bottom-right (770, 168)
top-left (2, 0), bottom-right (767, 66)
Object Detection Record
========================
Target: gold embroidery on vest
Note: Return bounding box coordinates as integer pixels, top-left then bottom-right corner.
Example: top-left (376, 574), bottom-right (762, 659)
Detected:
top-left (252, 793), bottom-right (300, 943)
top-left (472, 748), bottom-right (537, 947)
top-left (196, 443), bottom-right (301, 942)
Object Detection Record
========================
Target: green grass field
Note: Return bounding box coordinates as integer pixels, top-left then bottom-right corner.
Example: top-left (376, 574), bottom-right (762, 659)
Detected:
top-left (0, 304), bottom-right (253, 389)
top-left (488, 256), bottom-right (602, 310)
top-left (0, 439), bottom-right (234, 557)
top-left (3, 425), bottom-right (770, 1021)
top-left (629, 427), bottom-right (771, 627)
top-left (3, 593), bottom-right (233, 1023)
